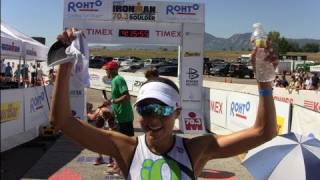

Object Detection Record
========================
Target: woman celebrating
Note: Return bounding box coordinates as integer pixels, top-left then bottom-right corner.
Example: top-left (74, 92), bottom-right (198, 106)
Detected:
top-left (50, 29), bottom-right (278, 179)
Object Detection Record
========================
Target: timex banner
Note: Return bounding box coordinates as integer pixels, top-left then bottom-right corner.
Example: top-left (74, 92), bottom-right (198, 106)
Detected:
top-left (64, 19), bottom-right (182, 45)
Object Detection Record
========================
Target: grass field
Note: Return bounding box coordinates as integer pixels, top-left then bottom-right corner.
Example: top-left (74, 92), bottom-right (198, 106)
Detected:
top-left (90, 48), bottom-right (320, 62)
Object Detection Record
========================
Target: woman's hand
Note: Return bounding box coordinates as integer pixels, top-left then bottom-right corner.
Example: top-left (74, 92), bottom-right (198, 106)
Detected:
top-left (57, 28), bottom-right (79, 46)
top-left (251, 40), bottom-right (279, 70)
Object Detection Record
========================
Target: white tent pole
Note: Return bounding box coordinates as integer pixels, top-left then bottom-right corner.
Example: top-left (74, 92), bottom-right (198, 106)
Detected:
top-left (18, 56), bottom-right (22, 88)
top-left (23, 56), bottom-right (26, 88)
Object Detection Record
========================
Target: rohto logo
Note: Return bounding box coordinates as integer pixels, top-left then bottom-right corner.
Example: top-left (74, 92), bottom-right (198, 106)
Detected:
top-left (68, 0), bottom-right (102, 12)
top-left (166, 4), bottom-right (200, 15)
top-left (230, 101), bottom-right (251, 120)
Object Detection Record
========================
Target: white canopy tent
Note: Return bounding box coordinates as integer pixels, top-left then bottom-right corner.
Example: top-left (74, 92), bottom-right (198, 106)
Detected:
top-left (1, 22), bottom-right (51, 152)
top-left (1, 21), bottom-right (48, 61)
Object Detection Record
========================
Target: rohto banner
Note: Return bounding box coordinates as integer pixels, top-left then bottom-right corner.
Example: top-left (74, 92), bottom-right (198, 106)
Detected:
top-left (64, 0), bottom-right (205, 23)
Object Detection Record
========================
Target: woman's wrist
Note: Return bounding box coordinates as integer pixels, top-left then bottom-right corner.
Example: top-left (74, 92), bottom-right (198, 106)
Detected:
top-left (258, 82), bottom-right (273, 96)
top-left (258, 82), bottom-right (273, 90)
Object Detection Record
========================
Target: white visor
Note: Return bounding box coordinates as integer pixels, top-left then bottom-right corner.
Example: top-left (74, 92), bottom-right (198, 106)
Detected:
top-left (134, 82), bottom-right (180, 108)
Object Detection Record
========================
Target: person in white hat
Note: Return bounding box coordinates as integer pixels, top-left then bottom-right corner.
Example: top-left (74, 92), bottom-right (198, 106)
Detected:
top-left (50, 28), bottom-right (278, 179)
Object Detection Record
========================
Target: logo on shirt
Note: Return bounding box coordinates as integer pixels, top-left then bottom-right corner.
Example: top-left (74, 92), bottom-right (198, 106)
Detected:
top-left (141, 159), bottom-right (181, 180)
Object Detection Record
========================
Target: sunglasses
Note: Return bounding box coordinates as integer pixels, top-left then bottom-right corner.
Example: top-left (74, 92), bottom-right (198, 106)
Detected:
top-left (136, 103), bottom-right (174, 117)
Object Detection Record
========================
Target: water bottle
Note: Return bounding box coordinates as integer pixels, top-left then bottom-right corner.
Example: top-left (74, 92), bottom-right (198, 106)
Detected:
top-left (251, 23), bottom-right (275, 82)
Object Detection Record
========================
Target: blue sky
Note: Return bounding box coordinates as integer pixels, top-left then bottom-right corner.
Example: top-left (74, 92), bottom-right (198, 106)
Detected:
top-left (2, 0), bottom-right (320, 46)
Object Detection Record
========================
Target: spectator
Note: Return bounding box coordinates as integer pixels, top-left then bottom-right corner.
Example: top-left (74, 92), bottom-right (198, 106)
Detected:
top-left (102, 90), bottom-right (108, 100)
top-left (102, 61), bottom-right (134, 137)
top-left (36, 65), bottom-right (45, 85)
top-left (87, 101), bottom-right (115, 166)
top-left (48, 69), bottom-right (56, 85)
top-left (274, 75), bottom-right (281, 87)
top-left (304, 75), bottom-right (311, 90)
top-left (311, 73), bottom-right (319, 90)
top-left (280, 75), bottom-right (289, 88)
top-left (31, 65), bottom-right (37, 86)
top-left (144, 68), bottom-right (159, 80)
top-left (14, 64), bottom-right (21, 83)
top-left (0, 59), bottom-right (6, 77)
top-left (21, 64), bottom-right (30, 87)
top-left (103, 61), bottom-right (134, 176)
top-left (5, 62), bottom-right (13, 79)
top-left (287, 76), bottom-right (301, 94)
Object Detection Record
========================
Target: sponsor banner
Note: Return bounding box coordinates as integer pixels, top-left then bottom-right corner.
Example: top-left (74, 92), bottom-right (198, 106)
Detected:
top-left (227, 92), bottom-right (258, 131)
top-left (158, 2), bottom-right (204, 23)
top-left (64, 20), bottom-right (182, 45)
top-left (181, 25), bottom-right (204, 60)
top-left (64, 0), bottom-right (205, 23)
top-left (88, 69), bottom-right (143, 95)
top-left (112, 1), bottom-right (157, 22)
top-left (64, 19), bottom-right (114, 43)
top-left (201, 82), bottom-right (320, 112)
top-left (1, 102), bottom-right (20, 123)
top-left (182, 110), bottom-right (205, 133)
top-left (209, 89), bottom-right (228, 128)
top-left (45, 85), bottom-right (54, 106)
top-left (180, 23), bottom-right (204, 134)
top-left (24, 41), bottom-right (48, 61)
top-left (131, 78), bottom-right (146, 93)
top-left (24, 87), bottom-right (50, 131)
top-left (1, 36), bottom-right (22, 58)
top-left (291, 105), bottom-right (320, 139)
top-left (274, 100), bottom-right (290, 135)
top-left (272, 88), bottom-right (320, 113)
top-left (64, 0), bottom-right (112, 20)
top-left (303, 99), bottom-right (320, 112)
top-left (0, 89), bottom-right (24, 139)
top-left (226, 92), bottom-right (291, 133)
top-left (89, 69), bottom-right (112, 90)
top-left (180, 60), bottom-right (203, 109)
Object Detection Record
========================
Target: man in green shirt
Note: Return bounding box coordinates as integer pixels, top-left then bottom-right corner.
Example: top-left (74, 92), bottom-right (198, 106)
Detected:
top-left (103, 61), bottom-right (134, 136)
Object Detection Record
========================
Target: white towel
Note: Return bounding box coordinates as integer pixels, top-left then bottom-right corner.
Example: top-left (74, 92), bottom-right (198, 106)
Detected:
top-left (65, 32), bottom-right (90, 88)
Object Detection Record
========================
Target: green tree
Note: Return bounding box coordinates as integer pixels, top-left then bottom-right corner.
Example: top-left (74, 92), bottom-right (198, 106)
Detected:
top-left (302, 43), bottom-right (319, 52)
top-left (268, 31), bottom-right (281, 43)
top-left (268, 31), bottom-right (281, 55)
top-left (289, 42), bottom-right (300, 52)
top-left (278, 37), bottom-right (291, 54)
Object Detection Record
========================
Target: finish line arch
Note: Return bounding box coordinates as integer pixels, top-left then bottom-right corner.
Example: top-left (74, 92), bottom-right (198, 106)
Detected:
top-left (63, 0), bottom-right (205, 133)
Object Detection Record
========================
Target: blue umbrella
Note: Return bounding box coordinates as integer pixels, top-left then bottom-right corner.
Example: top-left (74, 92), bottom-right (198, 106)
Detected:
top-left (243, 133), bottom-right (320, 180)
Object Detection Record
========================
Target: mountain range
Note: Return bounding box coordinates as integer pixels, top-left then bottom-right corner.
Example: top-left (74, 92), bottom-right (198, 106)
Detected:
top-left (204, 32), bottom-right (320, 51)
